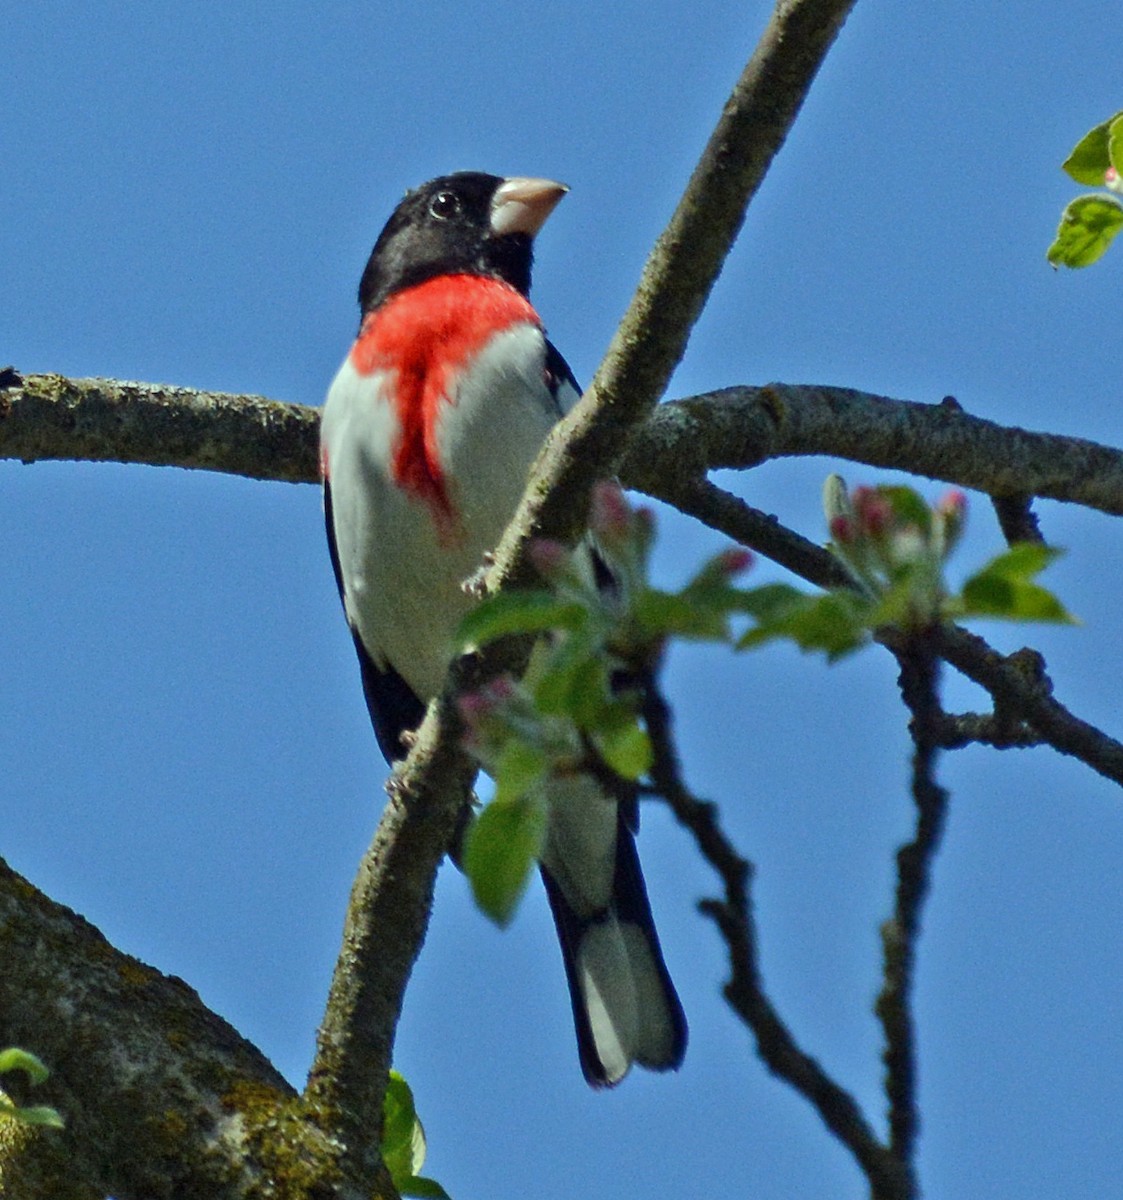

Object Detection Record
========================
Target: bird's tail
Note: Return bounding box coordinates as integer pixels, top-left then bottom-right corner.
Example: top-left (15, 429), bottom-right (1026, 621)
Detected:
top-left (540, 803), bottom-right (687, 1087)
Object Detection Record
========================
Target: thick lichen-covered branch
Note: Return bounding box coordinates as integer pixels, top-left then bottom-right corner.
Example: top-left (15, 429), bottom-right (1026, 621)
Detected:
top-left (0, 857), bottom-right (387, 1200)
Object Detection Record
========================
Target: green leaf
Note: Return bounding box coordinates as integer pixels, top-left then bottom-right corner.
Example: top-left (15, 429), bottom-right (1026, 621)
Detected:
top-left (455, 592), bottom-right (587, 651)
top-left (633, 588), bottom-right (730, 641)
top-left (381, 1072), bottom-right (423, 1185)
top-left (0, 1099), bottom-right (65, 1130)
top-left (1062, 111), bottom-right (1123, 184)
top-left (0, 1049), bottom-right (50, 1086)
top-left (400, 1176), bottom-right (451, 1199)
top-left (1047, 194), bottom-right (1123, 268)
top-left (533, 643), bottom-right (609, 721)
top-left (491, 739), bottom-right (549, 806)
top-left (463, 794), bottom-right (546, 925)
top-left (1110, 112), bottom-right (1123, 173)
top-left (877, 485), bottom-right (932, 535)
top-left (737, 586), bottom-right (871, 660)
top-left (734, 582), bottom-right (817, 624)
top-left (958, 542), bottom-right (1075, 623)
top-left (0, 1049), bottom-right (63, 1129)
top-left (595, 711), bottom-right (652, 780)
top-left (865, 561), bottom-right (942, 630)
top-left (381, 1072), bottom-right (450, 1199)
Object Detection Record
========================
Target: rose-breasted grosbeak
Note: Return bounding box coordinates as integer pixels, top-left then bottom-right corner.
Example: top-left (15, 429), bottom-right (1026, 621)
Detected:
top-left (320, 172), bottom-right (686, 1086)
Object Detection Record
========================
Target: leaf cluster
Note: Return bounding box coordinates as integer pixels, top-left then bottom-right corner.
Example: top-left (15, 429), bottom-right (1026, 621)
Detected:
top-left (453, 481), bottom-right (1073, 925)
top-left (0, 1048), bottom-right (63, 1130)
top-left (1048, 110), bottom-right (1123, 268)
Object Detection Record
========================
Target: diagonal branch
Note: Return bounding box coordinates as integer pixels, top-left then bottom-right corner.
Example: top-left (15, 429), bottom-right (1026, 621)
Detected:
top-left (486, 0), bottom-right (860, 575)
top-left (300, 0), bottom-right (861, 1177)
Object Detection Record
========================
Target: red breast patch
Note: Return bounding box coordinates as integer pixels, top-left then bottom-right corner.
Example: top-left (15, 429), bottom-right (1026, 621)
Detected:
top-left (350, 274), bottom-right (541, 535)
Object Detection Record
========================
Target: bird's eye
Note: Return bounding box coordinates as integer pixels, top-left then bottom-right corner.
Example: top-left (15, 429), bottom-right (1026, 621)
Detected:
top-left (429, 190), bottom-right (461, 220)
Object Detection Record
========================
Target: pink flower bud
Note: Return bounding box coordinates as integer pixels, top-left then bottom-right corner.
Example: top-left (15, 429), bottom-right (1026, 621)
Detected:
top-left (830, 514), bottom-right (856, 543)
top-left (457, 676), bottom-right (516, 726)
top-left (716, 546), bottom-right (754, 577)
top-left (457, 689), bottom-right (493, 727)
top-left (938, 489), bottom-right (967, 518)
top-left (853, 487), bottom-right (892, 537)
top-left (484, 676), bottom-right (516, 703)
top-left (589, 480), bottom-right (632, 543)
top-left (528, 538), bottom-right (571, 579)
top-left (634, 506), bottom-right (656, 536)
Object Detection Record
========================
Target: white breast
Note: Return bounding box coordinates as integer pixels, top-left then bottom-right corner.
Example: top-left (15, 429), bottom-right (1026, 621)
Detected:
top-left (322, 321), bottom-right (560, 700)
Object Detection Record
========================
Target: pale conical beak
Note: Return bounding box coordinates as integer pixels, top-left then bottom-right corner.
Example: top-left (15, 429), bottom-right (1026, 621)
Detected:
top-left (490, 176), bottom-right (569, 238)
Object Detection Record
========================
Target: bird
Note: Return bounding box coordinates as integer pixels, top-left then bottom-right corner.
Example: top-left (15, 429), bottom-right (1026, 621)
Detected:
top-left (320, 171), bottom-right (686, 1086)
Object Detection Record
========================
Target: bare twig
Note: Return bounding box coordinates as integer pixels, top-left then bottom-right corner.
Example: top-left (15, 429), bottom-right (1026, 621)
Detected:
top-left (990, 493), bottom-right (1044, 545)
top-left (930, 710), bottom-right (1042, 750)
top-left (930, 628), bottom-right (1123, 786)
top-left (651, 474), bottom-right (851, 589)
top-left (876, 635), bottom-right (949, 1176)
top-left (641, 677), bottom-right (911, 1199)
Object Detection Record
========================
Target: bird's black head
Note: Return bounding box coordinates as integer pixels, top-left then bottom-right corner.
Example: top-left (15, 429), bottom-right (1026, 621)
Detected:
top-left (357, 172), bottom-right (567, 315)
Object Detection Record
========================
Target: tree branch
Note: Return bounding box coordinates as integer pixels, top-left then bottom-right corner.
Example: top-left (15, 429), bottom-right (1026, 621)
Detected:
top-left (0, 369), bottom-right (318, 482)
top-left (484, 0), bottom-right (859, 573)
top-left (303, 690), bottom-right (477, 1186)
top-left (301, 0), bottom-right (861, 1173)
top-left (9, 376), bottom-right (1123, 521)
top-left (640, 679), bottom-right (911, 1200)
top-left (621, 385), bottom-right (1123, 517)
top-left (0, 857), bottom-right (389, 1200)
top-left (876, 636), bottom-right (949, 1178)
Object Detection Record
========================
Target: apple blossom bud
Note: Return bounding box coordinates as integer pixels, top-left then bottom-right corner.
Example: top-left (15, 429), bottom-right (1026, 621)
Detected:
top-left (938, 489), bottom-right (967, 519)
top-left (589, 480), bottom-right (632, 544)
top-left (830, 514), bottom-right (856, 544)
top-left (528, 538), bottom-right (571, 580)
top-left (716, 546), bottom-right (754, 577)
top-left (822, 473), bottom-right (852, 527)
top-left (853, 487), bottom-right (892, 537)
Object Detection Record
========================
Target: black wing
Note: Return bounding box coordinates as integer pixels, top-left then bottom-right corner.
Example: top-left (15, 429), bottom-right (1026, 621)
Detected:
top-left (324, 478), bottom-right (426, 763)
top-left (545, 338), bottom-right (582, 416)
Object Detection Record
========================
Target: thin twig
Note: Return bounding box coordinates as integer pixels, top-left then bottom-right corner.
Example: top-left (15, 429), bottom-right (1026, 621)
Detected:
top-left (641, 677), bottom-right (911, 1200)
top-left (664, 477), bottom-right (1123, 789)
top-left (931, 710), bottom-right (1042, 750)
top-left (876, 633), bottom-right (949, 1175)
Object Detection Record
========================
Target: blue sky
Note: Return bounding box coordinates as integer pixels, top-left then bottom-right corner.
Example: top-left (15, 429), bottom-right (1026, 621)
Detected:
top-left (4, 3), bottom-right (1123, 1197)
